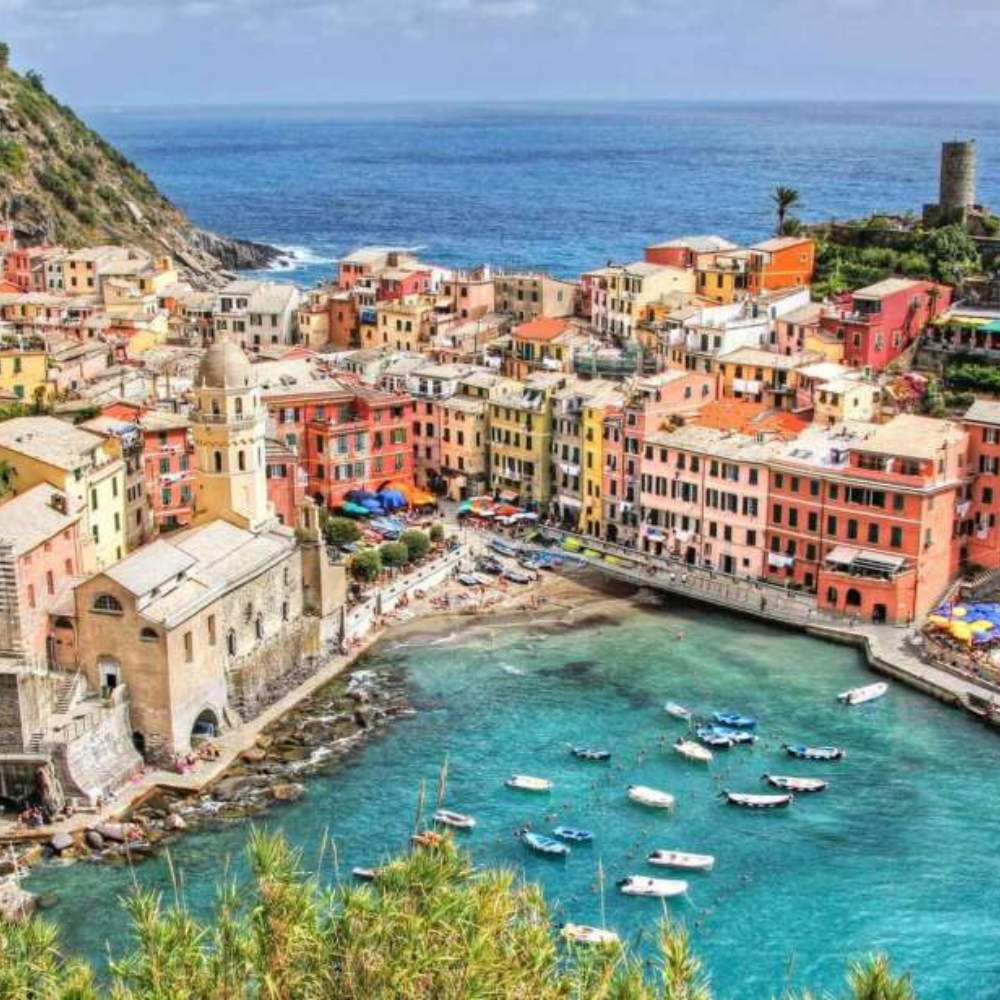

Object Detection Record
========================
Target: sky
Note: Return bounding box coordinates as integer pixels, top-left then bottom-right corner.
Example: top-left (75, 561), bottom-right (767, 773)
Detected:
top-left (1, 0), bottom-right (999, 107)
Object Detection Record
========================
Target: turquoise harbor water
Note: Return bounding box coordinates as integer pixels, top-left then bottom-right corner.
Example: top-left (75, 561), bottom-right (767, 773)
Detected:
top-left (28, 598), bottom-right (1000, 998)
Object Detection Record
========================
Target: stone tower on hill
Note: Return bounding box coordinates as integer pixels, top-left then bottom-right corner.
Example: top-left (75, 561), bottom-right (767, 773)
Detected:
top-left (191, 338), bottom-right (272, 532)
top-left (924, 139), bottom-right (980, 227)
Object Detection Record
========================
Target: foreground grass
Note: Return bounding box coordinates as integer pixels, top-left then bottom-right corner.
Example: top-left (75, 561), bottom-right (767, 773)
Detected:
top-left (0, 831), bottom-right (914, 999)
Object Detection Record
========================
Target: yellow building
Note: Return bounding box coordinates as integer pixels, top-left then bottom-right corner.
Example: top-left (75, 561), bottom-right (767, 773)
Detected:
top-left (508, 317), bottom-right (588, 379)
top-left (369, 295), bottom-right (437, 352)
top-left (588, 262), bottom-right (696, 338)
top-left (581, 385), bottom-right (622, 537)
top-left (0, 348), bottom-right (50, 403)
top-left (0, 416), bottom-right (126, 571)
top-left (715, 348), bottom-right (823, 411)
top-left (813, 376), bottom-right (880, 425)
top-left (488, 372), bottom-right (566, 508)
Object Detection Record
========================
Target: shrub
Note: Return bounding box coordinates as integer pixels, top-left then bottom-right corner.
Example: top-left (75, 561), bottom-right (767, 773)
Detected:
top-left (0, 138), bottom-right (26, 177)
top-left (429, 522), bottom-right (444, 544)
top-left (379, 541), bottom-right (408, 570)
top-left (400, 528), bottom-right (430, 563)
top-left (322, 516), bottom-right (360, 549)
top-left (351, 547), bottom-right (381, 582)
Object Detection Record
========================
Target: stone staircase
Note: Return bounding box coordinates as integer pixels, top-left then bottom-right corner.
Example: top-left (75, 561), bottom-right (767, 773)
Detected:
top-left (25, 731), bottom-right (44, 753)
top-left (52, 672), bottom-right (82, 717)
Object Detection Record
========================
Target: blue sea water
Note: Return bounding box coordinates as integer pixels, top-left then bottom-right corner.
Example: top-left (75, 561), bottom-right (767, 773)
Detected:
top-left (87, 101), bottom-right (1000, 286)
top-left (27, 600), bottom-right (1000, 999)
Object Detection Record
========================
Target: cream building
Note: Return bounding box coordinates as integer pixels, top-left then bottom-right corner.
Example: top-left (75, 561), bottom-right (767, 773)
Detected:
top-left (191, 339), bottom-right (272, 532)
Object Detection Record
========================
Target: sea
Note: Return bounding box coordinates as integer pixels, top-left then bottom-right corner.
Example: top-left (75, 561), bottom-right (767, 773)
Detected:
top-left (27, 599), bottom-right (1000, 998)
top-left (87, 100), bottom-right (1000, 286)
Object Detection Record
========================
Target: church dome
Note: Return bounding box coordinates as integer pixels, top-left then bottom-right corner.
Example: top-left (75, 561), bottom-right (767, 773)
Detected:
top-left (196, 339), bottom-right (254, 389)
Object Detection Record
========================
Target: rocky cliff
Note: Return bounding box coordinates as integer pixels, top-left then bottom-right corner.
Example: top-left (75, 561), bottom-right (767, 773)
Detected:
top-left (0, 49), bottom-right (281, 285)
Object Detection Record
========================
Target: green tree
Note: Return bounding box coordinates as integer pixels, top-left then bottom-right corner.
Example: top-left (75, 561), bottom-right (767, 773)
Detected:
top-left (351, 547), bottom-right (382, 582)
top-left (0, 138), bottom-right (27, 177)
top-left (400, 528), bottom-right (431, 563)
top-left (323, 515), bottom-right (361, 549)
top-left (429, 522), bottom-right (445, 545)
top-left (0, 460), bottom-right (16, 498)
top-left (379, 540), bottom-right (409, 570)
top-left (25, 69), bottom-right (44, 91)
top-left (772, 186), bottom-right (801, 236)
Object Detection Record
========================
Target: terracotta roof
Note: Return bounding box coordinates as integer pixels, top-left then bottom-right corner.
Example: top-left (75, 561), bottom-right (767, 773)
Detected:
top-left (690, 399), bottom-right (806, 441)
top-left (513, 317), bottom-right (572, 342)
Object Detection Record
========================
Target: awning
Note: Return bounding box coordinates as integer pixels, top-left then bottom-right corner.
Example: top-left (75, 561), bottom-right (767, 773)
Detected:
top-left (559, 462), bottom-right (581, 477)
top-left (824, 545), bottom-right (906, 575)
top-left (558, 495), bottom-right (583, 509)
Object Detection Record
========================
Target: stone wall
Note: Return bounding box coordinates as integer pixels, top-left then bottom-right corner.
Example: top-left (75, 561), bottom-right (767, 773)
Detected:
top-left (0, 670), bottom-right (50, 751)
top-left (0, 673), bottom-right (22, 750)
top-left (226, 616), bottom-right (321, 720)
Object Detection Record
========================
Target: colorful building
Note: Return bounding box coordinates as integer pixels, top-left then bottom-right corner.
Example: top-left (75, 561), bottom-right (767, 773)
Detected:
top-left (962, 400), bottom-right (1000, 571)
top-left (715, 347), bottom-right (823, 411)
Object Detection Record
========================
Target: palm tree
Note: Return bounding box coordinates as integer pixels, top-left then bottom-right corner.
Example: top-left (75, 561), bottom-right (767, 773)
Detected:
top-left (772, 186), bottom-right (801, 236)
top-left (847, 954), bottom-right (916, 1000)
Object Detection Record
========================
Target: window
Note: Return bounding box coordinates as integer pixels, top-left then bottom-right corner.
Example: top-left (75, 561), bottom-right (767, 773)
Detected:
top-left (772, 503), bottom-right (783, 524)
top-left (255, 614), bottom-right (264, 640)
top-left (184, 631), bottom-right (193, 663)
top-left (140, 627), bottom-right (158, 642)
top-left (847, 519), bottom-right (858, 540)
top-left (214, 451), bottom-right (223, 473)
top-left (92, 593), bottom-right (123, 614)
top-left (46, 571), bottom-right (54, 595)
top-left (208, 615), bottom-right (217, 646)
top-left (227, 629), bottom-right (237, 656)
top-left (827, 515), bottom-right (838, 535)
top-left (890, 526), bottom-right (903, 548)
top-left (238, 450), bottom-right (246, 472)
top-left (867, 523), bottom-right (879, 544)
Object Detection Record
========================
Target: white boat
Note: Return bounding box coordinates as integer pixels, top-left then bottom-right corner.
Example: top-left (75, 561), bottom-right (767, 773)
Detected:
top-left (617, 875), bottom-right (689, 898)
top-left (665, 702), bottom-right (693, 721)
top-left (674, 738), bottom-right (713, 763)
top-left (628, 784), bottom-right (675, 810)
top-left (647, 849), bottom-right (715, 872)
top-left (722, 791), bottom-right (793, 809)
top-left (505, 774), bottom-right (552, 792)
top-left (352, 866), bottom-right (378, 881)
top-left (838, 682), bottom-right (888, 706)
top-left (433, 809), bottom-right (477, 829)
top-left (561, 923), bottom-right (620, 946)
top-left (763, 774), bottom-right (828, 794)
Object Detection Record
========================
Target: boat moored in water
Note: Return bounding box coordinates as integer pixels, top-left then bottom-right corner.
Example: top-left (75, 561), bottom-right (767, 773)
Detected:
top-left (568, 745), bottom-right (611, 761)
top-left (674, 738), bottom-right (713, 763)
top-left (617, 875), bottom-right (689, 898)
top-left (784, 744), bottom-right (845, 761)
top-left (552, 825), bottom-right (593, 843)
top-left (712, 711), bottom-right (757, 729)
top-left (763, 774), bottom-right (828, 793)
top-left (647, 849), bottom-right (715, 871)
top-left (521, 831), bottom-right (570, 856)
top-left (697, 726), bottom-right (755, 746)
top-left (838, 682), bottom-right (888, 706)
top-left (695, 728), bottom-right (734, 749)
top-left (628, 784), bottom-right (676, 809)
top-left (561, 923), bottom-right (620, 946)
top-left (665, 702), bottom-right (693, 721)
top-left (722, 790), bottom-right (793, 809)
top-left (506, 774), bottom-right (553, 792)
top-left (352, 866), bottom-right (378, 881)
top-left (433, 809), bottom-right (477, 829)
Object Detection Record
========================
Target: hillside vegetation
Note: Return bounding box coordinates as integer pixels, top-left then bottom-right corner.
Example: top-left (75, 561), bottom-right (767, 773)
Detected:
top-left (0, 42), bottom-right (277, 283)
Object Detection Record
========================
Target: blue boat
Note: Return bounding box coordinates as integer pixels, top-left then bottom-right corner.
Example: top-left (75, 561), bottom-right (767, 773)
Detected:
top-left (552, 826), bottom-right (593, 844)
top-left (713, 711), bottom-right (757, 729)
top-left (521, 832), bottom-right (570, 856)
top-left (695, 727), bottom-right (734, 748)
top-left (569, 745), bottom-right (611, 761)
top-left (490, 538), bottom-right (520, 557)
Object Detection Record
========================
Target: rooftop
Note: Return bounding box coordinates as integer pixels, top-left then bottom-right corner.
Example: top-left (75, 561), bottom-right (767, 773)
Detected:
top-left (0, 484), bottom-right (80, 557)
top-left (852, 414), bottom-right (966, 461)
top-left (513, 317), bottom-right (573, 342)
top-left (644, 424), bottom-right (783, 463)
top-left (853, 277), bottom-right (924, 300)
top-left (751, 236), bottom-right (813, 253)
top-left (647, 235), bottom-right (737, 253)
top-left (965, 399), bottom-right (1000, 427)
top-left (0, 416), bottom-right (108, 470)
top-left (718, 347), bottom-right (821, 370)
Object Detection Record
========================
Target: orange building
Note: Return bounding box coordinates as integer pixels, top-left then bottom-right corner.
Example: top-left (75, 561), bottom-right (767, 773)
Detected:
top-left (751, 237), bottom-right (816, 292)
top-left (764, 416), bottom-right (967, 623)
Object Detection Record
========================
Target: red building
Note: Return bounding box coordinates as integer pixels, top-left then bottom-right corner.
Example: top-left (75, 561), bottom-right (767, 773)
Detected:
top-left (263, 381), bottom-right (415, 510)
top-left (265, 438), bottom-right (307, 527)
top-left (764, 415), bottom-right (967, 623)
top-left (820, 278), bottom-right (952, 371)
top-left (378, 268), bottom-right (430, 302)
top-left (962, 400), bottom-right (1000, 571)
top-left (101, 403), bottom-right (194, 532)
top-left (644, 235), bottom-right (737, 269)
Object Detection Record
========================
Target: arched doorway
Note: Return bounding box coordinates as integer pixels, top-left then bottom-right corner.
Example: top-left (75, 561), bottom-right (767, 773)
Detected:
top-left (872, 603), bottom-right (887, 624)
top-left (845, 588), bottom-right (862, 609)
top-left (192, 707), bottom-right (219, 741)
top-left (97, 654), bottom-right (121, 694)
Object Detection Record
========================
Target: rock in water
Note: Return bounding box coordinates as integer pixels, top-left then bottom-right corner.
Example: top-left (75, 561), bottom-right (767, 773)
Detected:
top-left (49, 832), bottom-right (73, 854)
top-left (269, 783), bottom-right (305, 803)
top-left (164, 813), bottom-right (187, 831)
top-left (85, 830), bottom-right (105, 851)
top-left (0, 882), bottom-right (37, 924)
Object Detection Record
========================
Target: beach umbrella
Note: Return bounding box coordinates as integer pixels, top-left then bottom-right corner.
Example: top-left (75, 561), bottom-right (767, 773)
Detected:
top-left (341, 501), bottom-right (370, 517)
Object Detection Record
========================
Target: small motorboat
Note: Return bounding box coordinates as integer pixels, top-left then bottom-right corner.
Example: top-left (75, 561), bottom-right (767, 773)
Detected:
top-left (647, 849), bottom-right (715, 872)
top-left (502, 568), bottom-right (534, 585)
top-left (628, 785), bottom-right (675, 810)
top-left (521, 831), bottom-right (570, 857)
top-left (674, 738), bottom-right (713, 763)
top-left (722, 791), bottom-right (793, 809)
top-left (412, 830), bottom-right (446, 849)
top-left (838, 682), bottom-right (888, 706)
top-left (352, 866), bottom-right (378, 881)
top-left (506, 774), bottom-right (553, 792)
top-left (561, 923), bottom-right (620, 946)
top-left (695, 728), bottom-right (734, 749)
top-left (784, 744), bottom-right (845, 761)
top-left (617, 875), bottom-right (688, 898)
top-left (709, 726), bottom-right (757, 745)
top-left (665, 702), bottom-right (693, 721)
top-left (433, 809), bottom-right (477, 829)
top-left (763, 774), bottom-right (828, 794)
top-left (457, 573), bottom-right (481, 587)
top-left (568, 745), bottom-right (611, 762)
top-left (712, 711), bottom-right (757, 729)
top-left (490, 537), bottom-right (519, 557)
top-left (552, 825), bottom-right (593, 843)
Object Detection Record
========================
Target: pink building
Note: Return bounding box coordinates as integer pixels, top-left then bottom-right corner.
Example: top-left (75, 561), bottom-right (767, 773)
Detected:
top-left (772, 302), bottom-right (823, 355)
top-left (0, 484), bottom-right (84, 666)
top-left (378, 269), bottom-right (431, 303)
top-left (638, 425), bottom-right (778, 576)
top-left (265, 438), bottom-right (307, 527)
